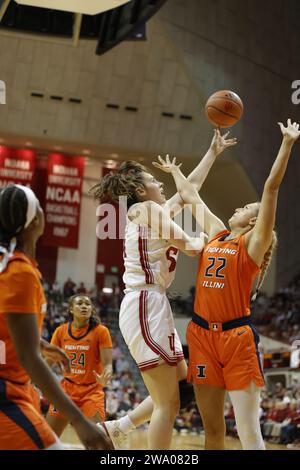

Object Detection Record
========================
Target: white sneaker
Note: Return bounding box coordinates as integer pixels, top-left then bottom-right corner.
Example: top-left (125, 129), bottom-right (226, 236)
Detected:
top-left (101, 420), bottom-right (127, 449)
top-left (287, 443), bottom-right (300, 449)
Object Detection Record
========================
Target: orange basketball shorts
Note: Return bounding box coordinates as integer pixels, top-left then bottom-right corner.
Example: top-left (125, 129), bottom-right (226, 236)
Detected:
top-left (49, 379), bottom-right (105, 421)
top-left (187, 321), bottom-right (265, 391)
top-left (0, 378), bottom-right (56, 450)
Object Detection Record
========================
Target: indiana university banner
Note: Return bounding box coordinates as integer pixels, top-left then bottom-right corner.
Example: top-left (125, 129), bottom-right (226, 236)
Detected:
top-left (0, 147), bottom-right (36, 187)
top-left (43, 153), bottom-right (85, 249)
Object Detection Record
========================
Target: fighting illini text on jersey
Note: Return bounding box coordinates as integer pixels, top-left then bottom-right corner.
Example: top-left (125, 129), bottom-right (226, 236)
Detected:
top-left (187, 230), bottom-right (265, 390)
top-left (194, 230), bottom-right (260, 323)
top-left (51, 322), bottom-right (112, 385)
top-left (48, 321), bottom-right (112, 421)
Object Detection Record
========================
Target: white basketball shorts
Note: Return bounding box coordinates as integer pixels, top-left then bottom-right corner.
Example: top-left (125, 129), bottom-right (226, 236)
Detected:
top-left (119, 289), bottom-right (184, 371)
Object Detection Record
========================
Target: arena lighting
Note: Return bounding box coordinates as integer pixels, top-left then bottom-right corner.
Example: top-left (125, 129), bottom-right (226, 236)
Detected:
top-left (104, 159), bottom-right (118, 168)
top-left (15, 0), bottom-right (131, 15)
top-left (84, 157), bottom-right (94, 165)
top-left (102, 287), bottom-right (113, 294)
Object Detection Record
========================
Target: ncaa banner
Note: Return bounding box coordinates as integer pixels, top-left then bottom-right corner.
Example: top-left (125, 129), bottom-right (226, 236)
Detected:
top-left (0, 147), bottom-right (36, 188)
top-left (43, 153), bottom-right (85, 248)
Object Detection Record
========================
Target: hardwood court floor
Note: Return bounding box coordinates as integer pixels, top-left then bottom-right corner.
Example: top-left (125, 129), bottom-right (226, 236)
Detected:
top-left (61, 425), bottom-right (289, 450)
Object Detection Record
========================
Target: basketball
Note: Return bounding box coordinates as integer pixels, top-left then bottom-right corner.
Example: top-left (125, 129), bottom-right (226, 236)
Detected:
top-left (205, 90), bottom-right (244, 128)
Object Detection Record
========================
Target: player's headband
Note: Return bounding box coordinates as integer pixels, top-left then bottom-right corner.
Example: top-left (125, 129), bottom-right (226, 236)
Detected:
top-left (15, 184), bottom-right (39, 229)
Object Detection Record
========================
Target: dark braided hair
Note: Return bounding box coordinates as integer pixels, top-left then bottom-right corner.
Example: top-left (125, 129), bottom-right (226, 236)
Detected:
top-left (68, 294), bottom-right (101, 330)
top-left (0, 185), bottom-right (28, 249)
top-left (89, 161), bottom-right (149, 208)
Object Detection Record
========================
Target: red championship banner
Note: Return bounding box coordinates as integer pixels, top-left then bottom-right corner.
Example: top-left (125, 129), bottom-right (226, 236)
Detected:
top-left (43, 153), bottom-right (85, 249)
top-left (0, 147), bottom-right (36, 187)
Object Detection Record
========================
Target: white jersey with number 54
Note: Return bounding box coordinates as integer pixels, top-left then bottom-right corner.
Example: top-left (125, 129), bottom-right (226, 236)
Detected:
top-left (123, 215), bottom-right (179, 291)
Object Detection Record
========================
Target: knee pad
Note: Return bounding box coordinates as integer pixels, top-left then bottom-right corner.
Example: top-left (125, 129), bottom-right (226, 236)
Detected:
top-left (179, 379), bottom-right (195, 410)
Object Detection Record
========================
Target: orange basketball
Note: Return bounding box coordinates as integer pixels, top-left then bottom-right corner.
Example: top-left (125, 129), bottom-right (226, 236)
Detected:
top-left (205, 90), bottom-right (243, 128)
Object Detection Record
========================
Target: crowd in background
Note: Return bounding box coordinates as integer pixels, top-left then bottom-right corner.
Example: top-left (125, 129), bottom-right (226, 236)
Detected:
top-left (41, 277), bottom-right (300, 448)
top-left (252, 274), bottom-right (300, 345)
top-left (41, 278), bottom-right (122, 342)
top-left (169, 275), bottom-right (300, 347)
top-left (43, 273), bottom-right (300, 347)
top-left (172, 384), bottom-right (300, 449)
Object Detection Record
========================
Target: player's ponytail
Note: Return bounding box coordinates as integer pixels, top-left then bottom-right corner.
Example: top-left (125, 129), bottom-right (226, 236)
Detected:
top-left (251, 231), bottom-right (277, 301)
top-left (89, 305), bottom-right (101, 328)
top-left (89, 161), bottom-right (148, 208)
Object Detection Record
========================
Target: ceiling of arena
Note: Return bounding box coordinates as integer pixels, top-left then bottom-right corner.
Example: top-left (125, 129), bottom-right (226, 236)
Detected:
top-left (0, 0), bottom-right (167, 53)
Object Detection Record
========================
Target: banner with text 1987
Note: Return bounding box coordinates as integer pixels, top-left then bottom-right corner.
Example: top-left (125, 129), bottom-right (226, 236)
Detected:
top-left (43, 153), bottom-right (85, 249)
top-left (0, 147), bottom-right (36, 188)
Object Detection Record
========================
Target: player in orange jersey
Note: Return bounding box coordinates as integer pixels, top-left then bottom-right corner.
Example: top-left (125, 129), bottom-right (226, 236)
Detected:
top-left (46, 294), bottom-right (113, 436)
top-left (0, 184), bottom-right (112, 450)
top-left (155, 120), bottom-right (300, 450)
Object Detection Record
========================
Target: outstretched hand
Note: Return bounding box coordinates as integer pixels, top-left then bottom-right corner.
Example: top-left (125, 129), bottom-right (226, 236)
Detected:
top-left (210, 128), bottom-right (237, 156)
top-left (278, 119), bottom-right (300, 143)
top-left (152, 154), bottom-right (182, 173)
top-left (93, 367), bottom-right (113, 387)
top-left (40, 339), bottom-right (71, 373)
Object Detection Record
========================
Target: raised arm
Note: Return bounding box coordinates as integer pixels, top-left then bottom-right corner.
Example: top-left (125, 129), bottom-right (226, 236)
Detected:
top-left (246, 119), bottom-right (300, 266)
top-left (157, 129), bottom-right (237, 214)
top-left (128, 201), bottom-right (207, 257)
top-left (153, 155), bottom-right (226, 240)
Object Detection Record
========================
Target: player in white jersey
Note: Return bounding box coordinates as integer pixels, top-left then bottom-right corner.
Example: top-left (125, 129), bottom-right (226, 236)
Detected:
top-left (121, 212), bottom-right (185, 373)
top-left (90, 130), bottom-right (237, 449)
top-left (123, 221), bottom-right (179, 291)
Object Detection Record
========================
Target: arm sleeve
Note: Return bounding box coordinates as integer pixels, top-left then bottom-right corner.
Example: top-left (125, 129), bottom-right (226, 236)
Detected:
top-left (0, 269), bottom-right (40, 314)
top-left (98, 325), bottom-right (113, 349)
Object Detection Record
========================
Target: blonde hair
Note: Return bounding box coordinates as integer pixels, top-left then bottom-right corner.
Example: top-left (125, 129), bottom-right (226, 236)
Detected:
top-left (251, 231), bottom-right (277, 301)
top-left (89, 161), bottom-right (149, 208)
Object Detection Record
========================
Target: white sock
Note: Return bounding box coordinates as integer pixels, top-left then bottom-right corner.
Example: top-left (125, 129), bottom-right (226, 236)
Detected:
top-left (118, 415), bottom-right (136, 434)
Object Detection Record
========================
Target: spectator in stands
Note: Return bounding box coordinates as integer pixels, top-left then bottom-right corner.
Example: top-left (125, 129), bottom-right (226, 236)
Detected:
top-left (77, 282), bottom-right (87, 294)
top-left (115, 355), bottom-right (130, 374)
top-left (51, 280), bottom-right (62, 303)
top-left (106, 391), bottom-right (119, 421)
top-left (189, 407), bottom-right (202, 434)
top-left (269, 400), bottom-right (290, 443)
top-left (118, 392), bottom-right (132, 414)
top-left (280, 400), bottom-right (300, 445)
top-left (63, 277), bottom-right (76, 298)
top-left (273, 382), bottom-right (287, 401)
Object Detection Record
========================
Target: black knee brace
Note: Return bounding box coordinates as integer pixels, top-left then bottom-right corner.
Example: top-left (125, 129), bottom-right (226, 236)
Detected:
top-left (179, 379), bottom-right (195, 410)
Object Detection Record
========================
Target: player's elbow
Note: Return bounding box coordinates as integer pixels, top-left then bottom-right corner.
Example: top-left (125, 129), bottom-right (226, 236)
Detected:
top-left (264, 179), bottom-right (280, 193)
